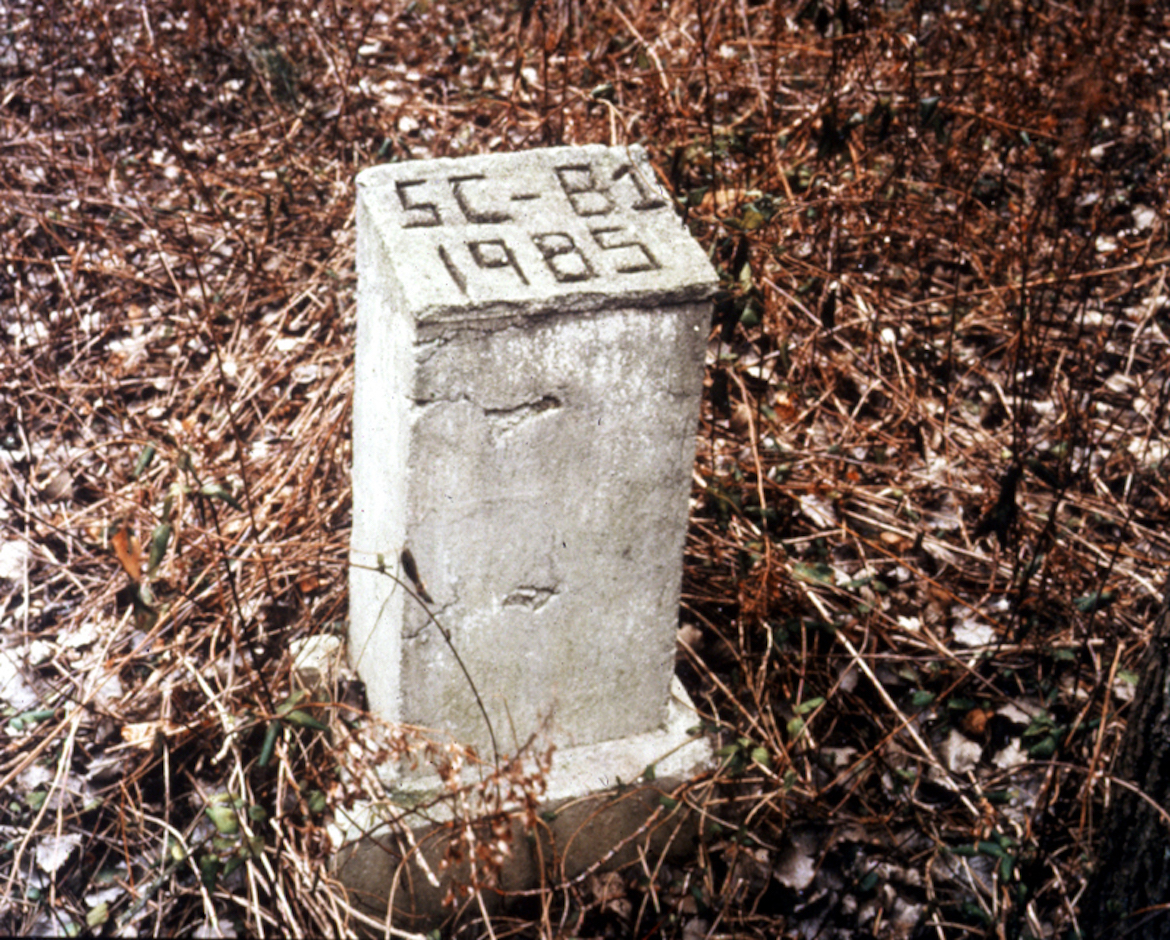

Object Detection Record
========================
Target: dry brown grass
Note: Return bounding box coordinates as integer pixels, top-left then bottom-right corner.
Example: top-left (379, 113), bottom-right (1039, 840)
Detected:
top-left (2, 0), bottom-right (1169, 937)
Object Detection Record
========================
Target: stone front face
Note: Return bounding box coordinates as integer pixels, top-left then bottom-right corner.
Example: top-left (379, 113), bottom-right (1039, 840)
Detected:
top-left (351, 145), bottom-right (717, 757)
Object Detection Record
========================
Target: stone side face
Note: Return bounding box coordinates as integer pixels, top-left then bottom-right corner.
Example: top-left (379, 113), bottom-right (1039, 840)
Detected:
top-left (351, 145), bottom-right (717, 756)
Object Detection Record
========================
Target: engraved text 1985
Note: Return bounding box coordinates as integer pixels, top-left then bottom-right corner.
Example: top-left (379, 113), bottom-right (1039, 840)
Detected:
top-left (392, 160), bottom-right (669, 295)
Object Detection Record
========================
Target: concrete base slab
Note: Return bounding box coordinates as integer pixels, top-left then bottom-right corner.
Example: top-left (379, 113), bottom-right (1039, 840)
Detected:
top-left (333, 773), bottom-right (705, 936)
top-left (330, 679), bottom-right (713, 934)
top-left (375, 676), bottom-right (711, 809)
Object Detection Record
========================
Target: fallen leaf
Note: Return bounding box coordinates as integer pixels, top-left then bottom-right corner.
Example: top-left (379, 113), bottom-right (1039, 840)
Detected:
top-left (110, 525), bottom-right (142, 582)
top-left (0, 538), bottom-right (31, 581)
top-left (799, 493), bottom-right (836, 529)
top-left (0, 648), bottom-right (39, 711)
top-left (36, 833), bottom-right (83, 875)
top-left (941, 728), bottom-right (983, 774)
top-left (953, 617), bottom-right (996, 648)
top-left (39, 467), bottom-right (73, 501)
top-left (962, 707), bottom-right (989, 738)
top-left (730, 401), bottom-right (752, 435)
top-left (774, 827), bottom-right (822, 890)
top-left (118, 719), bottom-right (191, 752)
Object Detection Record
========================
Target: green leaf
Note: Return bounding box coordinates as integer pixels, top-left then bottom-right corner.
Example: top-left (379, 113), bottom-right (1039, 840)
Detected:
top-left (307, 790), bottom-right (327, 814)
top-left (136, 580), bottom-right (155, 607)
top-left (1022, 715), bottom-right (1055, 738)
top-left (86, 903), bottom-right (109, 928)
top-left (283, 709), bottom-right (329, 731)
top-left (1028, 735), bottom-right (1057, 758)
top-left (717, 746), bottom-right (748, 776)
top-left (275, 690), bottom-right (309, 717)
top-left (147, 523), bottom-right (172, 575)
top-left (750, 746), bottom-right (771, 768)
top-left (792, 562), bottom-right (834, 585)
top-left (132, 583), bottom-right (157, 631)
top-left (794, 697), bottom-right (825, 715)
top-left (259, 721), bottom-right (280, 768)
top-left (786, 717), bottom-right (805, 739)
top-left (642, 763), bottom-right (656, 781)
top-left (659, 795), bottom-right (679, 810)
top-left (132, 445), bottom-right (156, 479)
top-left (1075, 590), bottom-right (1117, 613)
top-left (205, 802), bottom-right (239, 835)
top-left (200, 483), bottom-right (242, 511)
top-left (11, 708), bottom-right (56, 728)
top-left (910, 691), bottom-right (935, 708)
top-left (198, 853), bottom-right (219, 887)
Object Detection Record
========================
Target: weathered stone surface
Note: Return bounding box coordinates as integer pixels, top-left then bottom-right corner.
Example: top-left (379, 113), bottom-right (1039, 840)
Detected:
top-left (354, 145), bottom-right (715, 324)
top-left (350, 144), bottom-right (717, 759)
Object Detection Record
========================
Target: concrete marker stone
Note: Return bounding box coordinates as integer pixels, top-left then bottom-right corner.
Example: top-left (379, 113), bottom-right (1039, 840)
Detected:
top-left (351, 144), bottom-right (716, 767)
top-left (344, 146), bottom-right (718, 925)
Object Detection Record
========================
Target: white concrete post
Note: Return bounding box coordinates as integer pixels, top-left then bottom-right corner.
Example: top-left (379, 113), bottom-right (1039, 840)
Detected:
top-left (351, 145), bottom-right (716, 788)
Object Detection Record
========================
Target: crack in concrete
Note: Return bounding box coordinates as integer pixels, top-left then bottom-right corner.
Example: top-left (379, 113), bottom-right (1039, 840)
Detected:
top-left (502, 585), bottom-right (558, 610)
top-left (408, 393), bottom-right (563, 419)
top-left (484, 394), bottom-right (562, 420)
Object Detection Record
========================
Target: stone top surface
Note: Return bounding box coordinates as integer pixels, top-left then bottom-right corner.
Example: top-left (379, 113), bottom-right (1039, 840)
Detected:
top-left (357, 145), bottom-right (718, 323)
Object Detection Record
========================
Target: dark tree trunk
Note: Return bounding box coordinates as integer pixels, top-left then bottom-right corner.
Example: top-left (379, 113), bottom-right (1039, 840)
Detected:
top-left (1081, 581), bottom-right (1170, 939)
